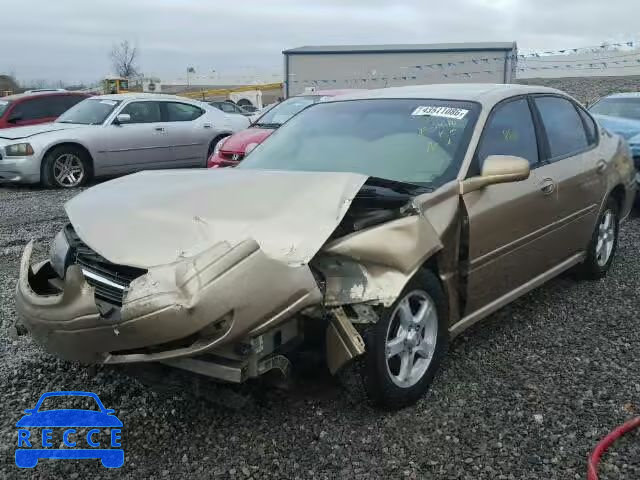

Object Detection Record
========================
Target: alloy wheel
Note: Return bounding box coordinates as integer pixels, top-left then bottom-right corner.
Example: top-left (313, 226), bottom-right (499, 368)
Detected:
top-left (595, 209), bottom-right (616, 267)
top-left (53, 153), bottom-right (85, 187)
top-left (384, 290), bottom-right (438, 388)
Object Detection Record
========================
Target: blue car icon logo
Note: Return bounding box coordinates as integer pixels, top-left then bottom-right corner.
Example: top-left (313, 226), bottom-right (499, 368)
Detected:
top-left (16, 391), bottom-right (123, 468)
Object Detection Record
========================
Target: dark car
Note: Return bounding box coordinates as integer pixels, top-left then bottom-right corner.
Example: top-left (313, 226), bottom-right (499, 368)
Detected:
top-left (0, 91), bottom-right (90, 129)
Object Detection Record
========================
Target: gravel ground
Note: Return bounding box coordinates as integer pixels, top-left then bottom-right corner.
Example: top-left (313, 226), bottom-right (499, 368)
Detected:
top-left (518, 75), bottom-right (640, 105)
top-left (0, 182), bottom-right (639, 480)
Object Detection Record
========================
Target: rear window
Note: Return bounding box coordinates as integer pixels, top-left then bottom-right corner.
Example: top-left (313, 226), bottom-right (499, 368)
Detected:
top-left (0, 100), bottom-right (10, 117)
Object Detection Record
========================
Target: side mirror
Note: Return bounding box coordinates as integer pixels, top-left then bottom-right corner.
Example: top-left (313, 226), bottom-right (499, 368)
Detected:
top-left (105, 409), bottom-right (115, 415)
top-left (460, 155), bottom-right (530, 194)
top-left (23, 409), bottom-right (35, 414)
top-left (7, 114), bottom-right (21, 124)
top-left (114, 113), bottom-right (131, 125)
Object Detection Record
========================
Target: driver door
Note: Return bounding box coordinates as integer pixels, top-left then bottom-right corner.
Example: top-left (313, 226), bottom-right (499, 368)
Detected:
top-left (462, 96), bottom-right (564, 314)
top-left (102, 100), bottom-right (173, 174)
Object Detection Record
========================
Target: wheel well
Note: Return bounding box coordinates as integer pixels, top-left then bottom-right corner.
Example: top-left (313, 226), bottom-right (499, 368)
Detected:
top-left (209, 134), bottom-right (231, 151)
top-left (610, 184), bottom-right (625, 212)
top-left (421, 256), bottom-right (440, 278)
top-left (42, 143), bottom-right (94, 174)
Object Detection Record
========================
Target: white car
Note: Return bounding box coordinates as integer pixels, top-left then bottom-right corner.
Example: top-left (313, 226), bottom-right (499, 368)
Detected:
top-left (0, 93), bottom-right (250, 188)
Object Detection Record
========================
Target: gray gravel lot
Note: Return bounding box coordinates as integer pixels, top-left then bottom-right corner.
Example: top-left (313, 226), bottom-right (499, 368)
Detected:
top-left (0, 183), bottom-right (638, 480)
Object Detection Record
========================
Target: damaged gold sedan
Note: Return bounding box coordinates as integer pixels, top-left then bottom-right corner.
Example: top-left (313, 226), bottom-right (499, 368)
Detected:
top-left (16, 84), bottom-right (637, 408)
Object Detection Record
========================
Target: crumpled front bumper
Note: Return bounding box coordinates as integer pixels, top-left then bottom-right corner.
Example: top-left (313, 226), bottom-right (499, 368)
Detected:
top-left (15, 239), bottom-right (321, 364)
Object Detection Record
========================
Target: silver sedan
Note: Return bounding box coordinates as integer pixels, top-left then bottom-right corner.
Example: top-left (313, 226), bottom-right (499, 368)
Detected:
top-left (0, 93), bottom-right (250, 188)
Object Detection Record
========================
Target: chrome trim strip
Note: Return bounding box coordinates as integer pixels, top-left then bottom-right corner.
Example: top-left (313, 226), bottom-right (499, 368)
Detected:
top-left (81, 269), bottom-right (127, 291)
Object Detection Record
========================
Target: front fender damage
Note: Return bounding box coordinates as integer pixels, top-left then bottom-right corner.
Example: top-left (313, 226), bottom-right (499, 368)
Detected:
top-left (315, 184), bottom-right (461, 374)
top-left (315, 214), bottom-right (444, 308)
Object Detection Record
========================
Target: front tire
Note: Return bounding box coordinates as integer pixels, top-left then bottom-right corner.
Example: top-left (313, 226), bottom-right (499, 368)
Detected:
top-left (41, 146), bottom-right (91, 188)
top-left (576, 196), bottom-right (620, 280)
top-left (361, 269), bottom-right (448, 409)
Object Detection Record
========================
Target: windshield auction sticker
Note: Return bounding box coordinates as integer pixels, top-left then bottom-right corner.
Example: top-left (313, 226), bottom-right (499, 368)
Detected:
top-left (411, 106), bottom-right (468, 120)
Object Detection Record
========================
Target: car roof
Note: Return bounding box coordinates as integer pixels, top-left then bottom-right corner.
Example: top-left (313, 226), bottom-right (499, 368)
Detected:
top-left (299, 89), bottom-right (368, 97)
top-left (327, 83), bottom-right (566, 106)
top-left (0, 91), bottom-right (88, 102)
top-left (92, 93), bottom-right (199, 102)
top-left (602, 92), bottom-right (640, 99)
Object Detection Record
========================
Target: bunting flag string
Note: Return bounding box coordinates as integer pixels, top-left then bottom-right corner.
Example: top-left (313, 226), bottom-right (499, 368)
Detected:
top-left (289, 58), bottom-right (640, 86)
top-left (288, 39), bottom-right (640, 86)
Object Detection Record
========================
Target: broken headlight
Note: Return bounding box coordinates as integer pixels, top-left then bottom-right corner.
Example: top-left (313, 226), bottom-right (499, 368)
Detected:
top-left (50, 229), bottom-right (71, 279)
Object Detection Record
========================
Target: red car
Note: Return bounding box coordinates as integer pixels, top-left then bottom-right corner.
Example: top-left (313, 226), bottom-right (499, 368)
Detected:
top-left (0, 91), bottom-right (90, 129)
top-left (207, 90), bottom-right (364, 168)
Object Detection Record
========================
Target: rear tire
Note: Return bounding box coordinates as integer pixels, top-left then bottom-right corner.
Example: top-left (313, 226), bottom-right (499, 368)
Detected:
top-left (41, 146), bottom-right (91, 188)
top-left (361, 269), bottom-right (448, 409)
top-left (576, 196), bottom-right (619, 280)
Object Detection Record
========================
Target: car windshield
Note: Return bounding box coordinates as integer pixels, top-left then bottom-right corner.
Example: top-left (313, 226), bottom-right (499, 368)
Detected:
top-left (239, 99), bottom-right (479, 188)
top-left (37, 395), bottom-right (101, 411)
top-left (590, 98), bottom-right (640, 121)
top-left (0, 100), bottom-right (10, 117)
top-left (253, 95), bottom-right (322, 127)
top-left (56, 98), bottom-right (122, 125)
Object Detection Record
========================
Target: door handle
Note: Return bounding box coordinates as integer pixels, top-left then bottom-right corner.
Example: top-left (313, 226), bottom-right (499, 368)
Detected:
top-left (203, 123), bottom-right (213, 129)
top-left (596, 159), bottom-right (607, 174)
top-left (539, 178), bottom-right (556, 195)
top-left (154, 126), bottom-right (165, 132)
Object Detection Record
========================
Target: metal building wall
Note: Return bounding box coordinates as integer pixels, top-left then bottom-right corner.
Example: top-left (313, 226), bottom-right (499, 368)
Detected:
top-left (284, 47), bottom-right (516, 97)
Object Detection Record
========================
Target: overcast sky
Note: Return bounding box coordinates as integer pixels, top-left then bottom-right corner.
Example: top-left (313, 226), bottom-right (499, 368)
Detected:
top-left (1, 0), bottom-right (637, 85)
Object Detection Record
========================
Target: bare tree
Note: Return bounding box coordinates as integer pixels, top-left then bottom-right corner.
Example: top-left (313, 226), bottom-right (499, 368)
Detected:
top-left (110, 40), bottom-right (139, 78)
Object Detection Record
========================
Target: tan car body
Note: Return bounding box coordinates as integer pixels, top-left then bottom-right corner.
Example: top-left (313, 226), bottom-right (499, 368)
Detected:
top-left (15, 84), bottom-right (637, 382)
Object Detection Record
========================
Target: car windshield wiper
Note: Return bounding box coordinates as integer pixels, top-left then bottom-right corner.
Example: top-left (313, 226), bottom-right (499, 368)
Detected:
top-left (364, 177), bottom-right (433, 196)
top-left (253, 122), bottom-right (281, 128)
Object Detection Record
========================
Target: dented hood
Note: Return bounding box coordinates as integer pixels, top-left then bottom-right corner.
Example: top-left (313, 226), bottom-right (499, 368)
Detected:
top-left (65, 169), bottom-right (368, 269)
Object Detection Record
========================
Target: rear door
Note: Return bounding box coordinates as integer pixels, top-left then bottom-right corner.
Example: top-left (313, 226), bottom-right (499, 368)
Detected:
top-left (160, 101), bottom-right (210, 167)
top-left (103, 100), bottom-right (174, 172)
top-left (462, 96), bottom-right (565, 314)
top-left (530, 95), bottom-right (605, 252)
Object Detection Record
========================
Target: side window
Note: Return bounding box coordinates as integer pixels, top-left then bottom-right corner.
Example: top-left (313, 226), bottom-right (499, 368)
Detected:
top-left (534, 96), bottom-right (588, 158)
top-left (165, 102), bottom-right (204, 122)
top-left (48, 95), bottom-right (86, 117)
top-left (11, 97), bottom-right (54, 121)
top-left (219, 103), bottom-right (235, 113)
top-left (120, 101), bottom-right (162, 124)
top-left (577, 106), bottom-right (598, 146)
top-left (475, 98), bottom-right (539, 170)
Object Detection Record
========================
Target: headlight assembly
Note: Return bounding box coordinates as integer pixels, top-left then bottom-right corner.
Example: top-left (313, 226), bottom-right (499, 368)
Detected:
top-left (50, 229), bottom-right (71, 279)
top-left (5, 143), bottom-right (34, 157)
